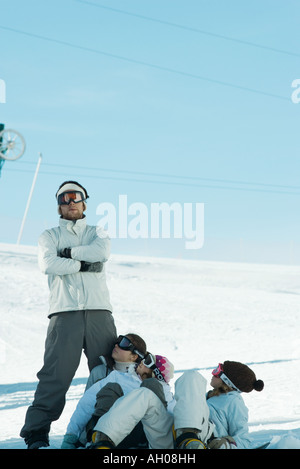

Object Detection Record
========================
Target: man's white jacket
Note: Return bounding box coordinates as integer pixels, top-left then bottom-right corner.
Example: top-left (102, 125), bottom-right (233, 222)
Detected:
top-left (38, 217), bottom-right (112, 316)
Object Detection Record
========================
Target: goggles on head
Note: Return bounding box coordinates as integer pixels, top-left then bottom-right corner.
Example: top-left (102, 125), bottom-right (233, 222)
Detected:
top-left (212, 363), bottom-right (241, 392)
top-left (57, 191), bottom-right (86, 206)
top-left (212, 363), bottom-right (224, 378)
top-left (142, 353), bottom-right (166, 382)
top-left (116, 335), bottom-right (145, 360)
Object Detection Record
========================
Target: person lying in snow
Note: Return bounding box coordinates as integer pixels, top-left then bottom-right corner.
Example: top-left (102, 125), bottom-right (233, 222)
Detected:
top-left (91, 360), bottom-right (264, 449)
top-left (85, 354), bottom-right (175, 449)
top-left (61, 333), bottom-right (146, 448)
top-left (61, 334), bottom-right (175, 449)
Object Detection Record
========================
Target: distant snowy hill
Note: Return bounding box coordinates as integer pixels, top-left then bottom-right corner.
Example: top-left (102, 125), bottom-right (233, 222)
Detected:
top-left (0, 243), bottom-right (299, 449)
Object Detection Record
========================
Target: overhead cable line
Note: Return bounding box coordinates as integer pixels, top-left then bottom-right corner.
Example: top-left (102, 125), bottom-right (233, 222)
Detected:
top-left (75, 0), bottom-right (300, 59)
top-left (0, 24), bottom-right (289, 101)
top-left (5, 166), bottom-right (300, 195)
top-left (16, 160), bottom-right (300, 191)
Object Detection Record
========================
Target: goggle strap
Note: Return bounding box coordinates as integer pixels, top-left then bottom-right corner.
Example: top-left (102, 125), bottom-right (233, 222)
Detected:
top-left (150, 365), bottom-right (166, 382)
top-left (212, 363), bottom-right (241, 392)
top-left (133, 348), bottom-right (145, 360)
top-left (220, 372), bottom-right (241, 393)
top-left (143, 354), bottom-right (166, 382)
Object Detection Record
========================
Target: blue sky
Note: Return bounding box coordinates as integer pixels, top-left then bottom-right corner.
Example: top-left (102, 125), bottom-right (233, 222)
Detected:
top-left (1, 0), bottom-right (300, 264)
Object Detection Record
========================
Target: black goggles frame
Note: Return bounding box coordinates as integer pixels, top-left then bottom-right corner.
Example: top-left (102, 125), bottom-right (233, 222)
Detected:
top-left (116, 335), bottom-right (145, 360)
top-left (57, 191), bottom-right (85, 205)
top-left (143, 353), bottom-right (166, 382)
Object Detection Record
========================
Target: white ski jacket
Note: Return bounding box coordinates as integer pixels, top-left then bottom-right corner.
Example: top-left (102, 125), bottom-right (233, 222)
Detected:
top-left (38, 217), bottom-right (112, 316)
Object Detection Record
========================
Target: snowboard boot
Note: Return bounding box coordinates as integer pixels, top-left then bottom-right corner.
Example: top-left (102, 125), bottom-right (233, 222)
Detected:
top-left (89, 431), bottom-right (115, 449)
top-left (25, 429), bottom-right (50, 449)
top-left (175, 428), bottom-right (206, 450)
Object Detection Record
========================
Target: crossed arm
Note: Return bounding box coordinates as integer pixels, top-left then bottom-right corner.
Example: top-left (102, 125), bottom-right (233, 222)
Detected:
top-left (38, 228), bottom-right (110, 276)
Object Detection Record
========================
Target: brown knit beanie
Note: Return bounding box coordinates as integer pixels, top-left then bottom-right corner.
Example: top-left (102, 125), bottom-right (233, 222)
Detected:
top-left (222, 361), bottom-right (264, 393)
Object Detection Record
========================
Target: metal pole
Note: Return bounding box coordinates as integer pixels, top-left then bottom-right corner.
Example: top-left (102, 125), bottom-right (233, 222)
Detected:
top-left (17, 152), bottom-right (42, 245)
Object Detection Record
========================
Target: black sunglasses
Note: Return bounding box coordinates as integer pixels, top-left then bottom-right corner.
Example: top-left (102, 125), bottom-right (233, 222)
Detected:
top-left (116, 335), bottom-right (145, 360)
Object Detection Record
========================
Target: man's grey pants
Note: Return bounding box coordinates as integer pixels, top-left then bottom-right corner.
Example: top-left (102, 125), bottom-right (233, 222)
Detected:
top-left (20, 309), bottom-right (117, 438)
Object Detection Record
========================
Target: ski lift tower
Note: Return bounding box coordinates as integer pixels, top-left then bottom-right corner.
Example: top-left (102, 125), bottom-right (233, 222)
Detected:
top-left (0, 123), bottom-right (26, 175)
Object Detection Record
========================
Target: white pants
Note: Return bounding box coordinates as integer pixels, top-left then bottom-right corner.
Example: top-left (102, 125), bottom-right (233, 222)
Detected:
top-left (173, 370), bottom-right (215, 443)
top-left (94, 370), bottom-right (214, 449)
top-left (94, 387), bottom-right (174, 449)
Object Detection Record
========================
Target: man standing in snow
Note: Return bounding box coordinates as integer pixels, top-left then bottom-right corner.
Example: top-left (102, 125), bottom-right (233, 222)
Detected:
top-left (20, 180), bottom-right (117, 449)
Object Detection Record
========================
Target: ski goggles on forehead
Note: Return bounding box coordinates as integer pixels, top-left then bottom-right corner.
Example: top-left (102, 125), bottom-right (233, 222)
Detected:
top-left (212, 363), bottom-right (224, 378)
top-left (57, 191), bottom-right (85, 205)
top-left (116, 335), bottom-right (145, 360)
top-left (212, 363), bottom-right (241, 392)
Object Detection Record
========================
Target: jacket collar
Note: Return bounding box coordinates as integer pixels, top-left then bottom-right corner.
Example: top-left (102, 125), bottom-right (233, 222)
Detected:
top-left (59, 215), bottom-right (87, 234)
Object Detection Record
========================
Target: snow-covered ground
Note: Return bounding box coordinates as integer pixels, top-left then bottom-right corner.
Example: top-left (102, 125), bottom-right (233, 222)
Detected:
top-left (0, 242), bottom-right (299, 449)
